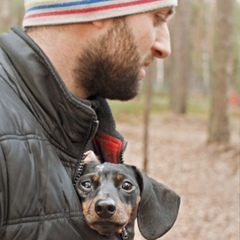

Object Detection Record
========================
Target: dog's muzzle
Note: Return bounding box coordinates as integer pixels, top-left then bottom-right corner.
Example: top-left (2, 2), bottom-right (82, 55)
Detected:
top-left (95, 198), bottom-right (116, 219)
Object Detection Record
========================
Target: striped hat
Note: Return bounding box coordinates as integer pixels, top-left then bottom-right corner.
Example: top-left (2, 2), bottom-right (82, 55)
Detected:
top-left (23, 0), bottom-right (178, 28)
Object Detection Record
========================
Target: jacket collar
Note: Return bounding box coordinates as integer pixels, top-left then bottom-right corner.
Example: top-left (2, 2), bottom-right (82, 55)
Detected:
top-left (0, 26), bottom-right (125, 160)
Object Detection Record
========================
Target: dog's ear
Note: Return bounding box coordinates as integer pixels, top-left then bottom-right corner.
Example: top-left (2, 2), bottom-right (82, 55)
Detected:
top-left (135, 169), bottom-right (180, 240)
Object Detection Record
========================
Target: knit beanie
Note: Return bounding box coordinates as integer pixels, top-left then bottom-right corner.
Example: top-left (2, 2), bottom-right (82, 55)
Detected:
top-left (23, 0), bottom-right (178, 28)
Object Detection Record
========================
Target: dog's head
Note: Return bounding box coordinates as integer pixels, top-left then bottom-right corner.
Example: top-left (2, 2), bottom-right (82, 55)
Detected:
top-left (76, 162), bottom-right (180, 239)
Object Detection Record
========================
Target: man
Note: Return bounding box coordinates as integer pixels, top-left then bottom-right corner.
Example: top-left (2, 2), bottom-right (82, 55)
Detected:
top-left (0, 0), bottom-right (179, 239)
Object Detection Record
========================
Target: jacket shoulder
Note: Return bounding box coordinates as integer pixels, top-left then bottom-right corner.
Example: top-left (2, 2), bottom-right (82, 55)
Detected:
top-left (0, 71), bottom-right (42, 138)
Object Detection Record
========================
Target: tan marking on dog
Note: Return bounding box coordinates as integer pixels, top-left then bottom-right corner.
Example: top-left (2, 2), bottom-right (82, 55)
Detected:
top-left (131, 196), bottom-right (141, 216)
top-left (116, 174), bottom-right (124, 181)
top-left (82, 200), bottom-right (99, 224)
top-left (83, 198), bottom-right (130, 226)
top-left (117, 228), bottom-right (123, 234)
top-left (92, 175), bottom-right (99, 182)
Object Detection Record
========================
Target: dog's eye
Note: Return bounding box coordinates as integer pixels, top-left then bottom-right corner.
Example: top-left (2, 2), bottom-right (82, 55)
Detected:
top-left (122, 181), bottom-right (134, 192)
top-left (81, 181), bottom-right (92, 189)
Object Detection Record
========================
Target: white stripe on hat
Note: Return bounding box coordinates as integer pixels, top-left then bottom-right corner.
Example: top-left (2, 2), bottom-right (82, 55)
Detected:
top-left (23, 0), bottom-right (178, 27)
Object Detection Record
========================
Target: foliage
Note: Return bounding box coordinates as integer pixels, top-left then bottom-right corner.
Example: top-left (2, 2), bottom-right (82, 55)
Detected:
top-left (109, 92), bottom-right (240, 122)
top-left (109, 92), bottom-right (207, 117)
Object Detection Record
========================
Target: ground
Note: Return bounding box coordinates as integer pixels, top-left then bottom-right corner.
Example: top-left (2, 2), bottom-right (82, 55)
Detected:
top-left (116, 113), bottom-right (239, 240)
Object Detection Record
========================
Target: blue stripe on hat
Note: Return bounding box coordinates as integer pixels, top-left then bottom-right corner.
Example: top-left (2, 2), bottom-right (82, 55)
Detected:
top-left (27, 0), bottom-right (114, 13)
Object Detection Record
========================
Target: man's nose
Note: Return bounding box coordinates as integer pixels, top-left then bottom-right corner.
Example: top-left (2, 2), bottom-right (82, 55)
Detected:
top-left (151, 24), bottom-right (171, 59)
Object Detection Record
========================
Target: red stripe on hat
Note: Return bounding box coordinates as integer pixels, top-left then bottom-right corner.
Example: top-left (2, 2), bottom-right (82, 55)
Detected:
top-left (25, 0), bottom-right (161, 19)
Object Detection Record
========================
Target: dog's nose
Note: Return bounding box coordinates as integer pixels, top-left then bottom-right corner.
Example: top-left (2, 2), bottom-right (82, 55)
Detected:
top-left (95, 199), bottom-right (116, 219)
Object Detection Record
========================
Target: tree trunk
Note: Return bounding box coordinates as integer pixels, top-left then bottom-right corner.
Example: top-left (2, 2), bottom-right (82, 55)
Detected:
top-left (0, 0), bottom-right (24, 31)
top-left (143, 61), bottom-right (157, 173)
top-left (208, 0), bottom-right (234, 144)
top-left (168, 0), bottom-right (192, 114)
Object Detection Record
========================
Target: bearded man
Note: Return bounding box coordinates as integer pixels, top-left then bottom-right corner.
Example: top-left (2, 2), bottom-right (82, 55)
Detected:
top-left (0, 1), bottom-right (180, 239)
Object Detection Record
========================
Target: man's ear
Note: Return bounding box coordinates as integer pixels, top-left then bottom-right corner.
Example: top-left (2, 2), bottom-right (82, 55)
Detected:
top-left (135, 168), bottom-right (180, 240)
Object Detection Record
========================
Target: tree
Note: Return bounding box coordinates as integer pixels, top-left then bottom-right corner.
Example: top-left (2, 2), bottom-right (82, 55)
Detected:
top-left (0, 0), bottom-right (24, 32)
top-left (208, 0), bottom-right (234, 144)
top-left (167, 0), bottom-right (193, 114)
top-left (143, 60), bottom-right (157, 173)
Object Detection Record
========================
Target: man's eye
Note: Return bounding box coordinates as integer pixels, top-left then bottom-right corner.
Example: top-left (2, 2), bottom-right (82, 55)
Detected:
top-left (81, 181), bottom-right (92, 189)
top-left (122, 181), bottom-right (134, 192)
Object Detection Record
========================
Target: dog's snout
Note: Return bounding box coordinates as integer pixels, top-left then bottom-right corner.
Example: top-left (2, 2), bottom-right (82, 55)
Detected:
top-left (95, 199), bottom-right (116, 219)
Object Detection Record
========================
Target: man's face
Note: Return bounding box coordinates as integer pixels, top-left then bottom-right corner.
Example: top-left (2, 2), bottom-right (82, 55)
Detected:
top-left (74, 7), bottom-right (173, 101)
top-left (74, 17), bottom-right (143, 101)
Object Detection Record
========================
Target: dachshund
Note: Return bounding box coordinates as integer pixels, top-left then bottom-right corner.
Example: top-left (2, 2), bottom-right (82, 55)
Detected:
top-left (75, 151), bottom-right (180, 240)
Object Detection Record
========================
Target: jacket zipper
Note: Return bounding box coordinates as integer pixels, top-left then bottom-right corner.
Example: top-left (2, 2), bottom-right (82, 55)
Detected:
top-left (73, 119), bottom-right (99, 185)
top-left (73, 120), bottom-right (129, 240)
top-left (73, 121), bottom-right (127, 184)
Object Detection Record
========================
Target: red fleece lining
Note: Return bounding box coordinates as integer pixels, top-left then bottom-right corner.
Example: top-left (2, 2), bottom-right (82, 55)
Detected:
top-left (93, 132), bottom-right (123, 164)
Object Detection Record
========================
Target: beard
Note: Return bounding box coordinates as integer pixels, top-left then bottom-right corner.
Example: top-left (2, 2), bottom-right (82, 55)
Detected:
top-left (73, 17), bottom-right (142, 101)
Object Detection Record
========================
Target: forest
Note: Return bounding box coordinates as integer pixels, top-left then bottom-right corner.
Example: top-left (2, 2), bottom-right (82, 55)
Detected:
top-left (0, 0), bottom-right (239, 144)
top-left (0, 1), bottom-right (239, 239)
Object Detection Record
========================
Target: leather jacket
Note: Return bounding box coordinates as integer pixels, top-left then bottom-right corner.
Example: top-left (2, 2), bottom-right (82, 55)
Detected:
top-left (0, 26), bottom-right (126, 240)
top-left (0, 27), bottom-right (180, 240)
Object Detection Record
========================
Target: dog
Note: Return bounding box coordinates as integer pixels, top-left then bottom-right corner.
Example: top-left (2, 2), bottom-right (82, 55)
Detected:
top-left (75, 152), bottom-right (180, 239)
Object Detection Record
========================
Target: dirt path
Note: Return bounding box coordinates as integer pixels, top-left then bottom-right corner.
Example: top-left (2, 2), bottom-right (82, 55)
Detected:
top-left (116, 113), bottom-right (239, 240)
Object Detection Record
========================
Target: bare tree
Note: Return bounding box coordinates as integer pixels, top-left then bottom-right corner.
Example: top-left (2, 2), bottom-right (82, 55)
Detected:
top-left (201, 0), bottom-right (215, 95)
top-left (168, 0), bottom-right (192, 114)
top-left (143, 60), bottom-right (157, 173)
top-left (0, 0), bottom-right (24, 31)
top-left (208, 0), bottom-right (234, 144)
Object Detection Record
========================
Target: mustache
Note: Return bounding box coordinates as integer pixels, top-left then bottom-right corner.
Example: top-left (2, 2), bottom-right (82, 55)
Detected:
top-left (142, 55), bottom-right (154, 66)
